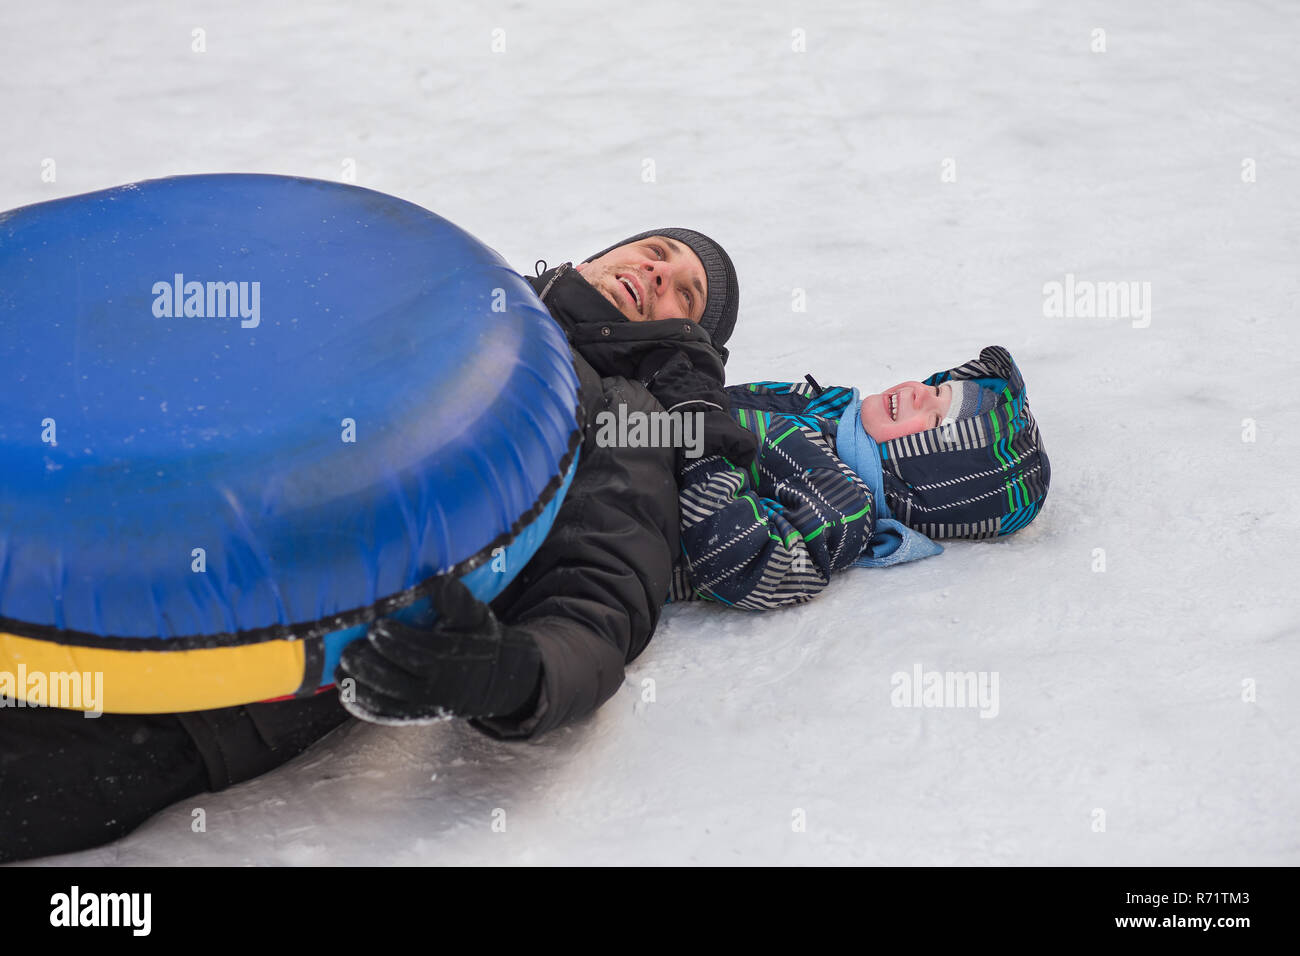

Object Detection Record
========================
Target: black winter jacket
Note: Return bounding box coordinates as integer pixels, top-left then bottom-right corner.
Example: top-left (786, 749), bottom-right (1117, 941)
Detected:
top-left (469, 263), bottom-right (754, 739)
top-left (221, 263), bottom-right (754, 751)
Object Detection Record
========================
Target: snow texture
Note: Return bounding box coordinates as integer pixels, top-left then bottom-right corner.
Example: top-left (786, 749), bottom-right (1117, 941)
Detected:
top-left (3, 0), bottom-right (1297, 865)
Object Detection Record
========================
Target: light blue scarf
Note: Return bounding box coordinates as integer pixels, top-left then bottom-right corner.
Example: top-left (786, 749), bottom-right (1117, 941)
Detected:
top-left (834, 391), bottom-right (943, 568)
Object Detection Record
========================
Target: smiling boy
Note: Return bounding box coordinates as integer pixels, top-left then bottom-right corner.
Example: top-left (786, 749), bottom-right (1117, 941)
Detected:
top-left (671, 346), bottom-right (1049, 609)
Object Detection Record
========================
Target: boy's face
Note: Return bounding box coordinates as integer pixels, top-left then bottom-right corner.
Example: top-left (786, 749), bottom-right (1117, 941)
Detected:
top-left (860, 381), bottom-right (953, 442)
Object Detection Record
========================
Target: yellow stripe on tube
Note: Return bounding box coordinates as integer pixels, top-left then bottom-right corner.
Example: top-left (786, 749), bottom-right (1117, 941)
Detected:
top-left (0, 631), bottom-right (305, 713)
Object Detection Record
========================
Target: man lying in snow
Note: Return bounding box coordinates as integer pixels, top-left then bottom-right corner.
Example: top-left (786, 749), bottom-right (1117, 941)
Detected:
top-left (668, 346), bottom-right (1052, 610)
top-left (0, 228), bottom-right (756, 863)
top-left (334, 230), bottom-right (757, 730)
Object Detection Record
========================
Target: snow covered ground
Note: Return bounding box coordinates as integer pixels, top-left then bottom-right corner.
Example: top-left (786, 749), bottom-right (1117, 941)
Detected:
top-left (3, 0), bottom-right (1298, 865)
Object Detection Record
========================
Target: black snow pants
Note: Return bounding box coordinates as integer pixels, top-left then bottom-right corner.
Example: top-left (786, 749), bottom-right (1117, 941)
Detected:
top-left (0, 690), bottom-right (351, 863)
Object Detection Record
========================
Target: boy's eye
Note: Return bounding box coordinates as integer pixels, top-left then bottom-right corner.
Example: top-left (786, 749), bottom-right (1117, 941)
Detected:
top-left (934, 385), bottom-right (940, 396)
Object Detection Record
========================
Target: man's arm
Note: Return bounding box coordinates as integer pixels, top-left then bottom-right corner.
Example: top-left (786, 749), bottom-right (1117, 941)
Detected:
top-left (471, 376), bottom-right (678, 740)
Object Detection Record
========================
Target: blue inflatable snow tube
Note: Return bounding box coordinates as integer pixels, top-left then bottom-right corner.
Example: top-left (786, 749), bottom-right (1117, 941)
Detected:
top-left (0, 174), bottom-right (580, 713)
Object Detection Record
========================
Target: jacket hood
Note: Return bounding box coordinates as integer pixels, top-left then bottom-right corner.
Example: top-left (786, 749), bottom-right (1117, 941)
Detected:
top-left (876, 346), bottom-right (1050, 539)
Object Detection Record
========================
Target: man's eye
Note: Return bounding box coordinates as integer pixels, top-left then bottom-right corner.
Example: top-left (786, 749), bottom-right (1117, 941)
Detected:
top-left (651, 244), bottom-right (665, 258)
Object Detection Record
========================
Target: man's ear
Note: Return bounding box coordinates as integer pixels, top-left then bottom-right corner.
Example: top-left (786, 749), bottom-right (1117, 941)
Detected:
top-left (575, 261), bottom-right (586, 273)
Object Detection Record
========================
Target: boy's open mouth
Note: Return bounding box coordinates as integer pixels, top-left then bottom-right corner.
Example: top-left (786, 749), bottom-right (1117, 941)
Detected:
top-left (886, 391), bottom-right (899, 421)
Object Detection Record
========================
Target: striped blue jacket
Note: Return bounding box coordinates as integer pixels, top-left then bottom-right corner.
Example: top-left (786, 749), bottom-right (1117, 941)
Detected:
top-left (668, 346), bottom-right (1052, 609)
top-left (669, 380), bottom-right (874, 610)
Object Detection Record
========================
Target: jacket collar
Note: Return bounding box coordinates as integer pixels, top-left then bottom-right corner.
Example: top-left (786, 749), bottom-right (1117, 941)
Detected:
top-left (528, 263), bottom-right (723, 385)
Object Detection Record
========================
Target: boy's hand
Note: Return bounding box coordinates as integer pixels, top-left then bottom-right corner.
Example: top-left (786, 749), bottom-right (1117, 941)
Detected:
top-left (335, 577), bottom-right (542, 725)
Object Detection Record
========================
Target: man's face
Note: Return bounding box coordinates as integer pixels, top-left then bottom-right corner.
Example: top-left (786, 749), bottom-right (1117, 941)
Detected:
top-left (575, 236), bottom-right (707, 323)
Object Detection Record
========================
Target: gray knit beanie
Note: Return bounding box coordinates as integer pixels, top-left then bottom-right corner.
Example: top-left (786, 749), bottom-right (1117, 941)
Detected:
top-left (583, 227), bottom-right (739, 359)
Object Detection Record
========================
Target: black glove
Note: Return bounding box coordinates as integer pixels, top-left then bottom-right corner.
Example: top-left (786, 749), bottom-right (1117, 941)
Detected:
top-left (335, 576), bottom-right (542, 725)
top-left (639, 348), bottom-right (759, 468)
